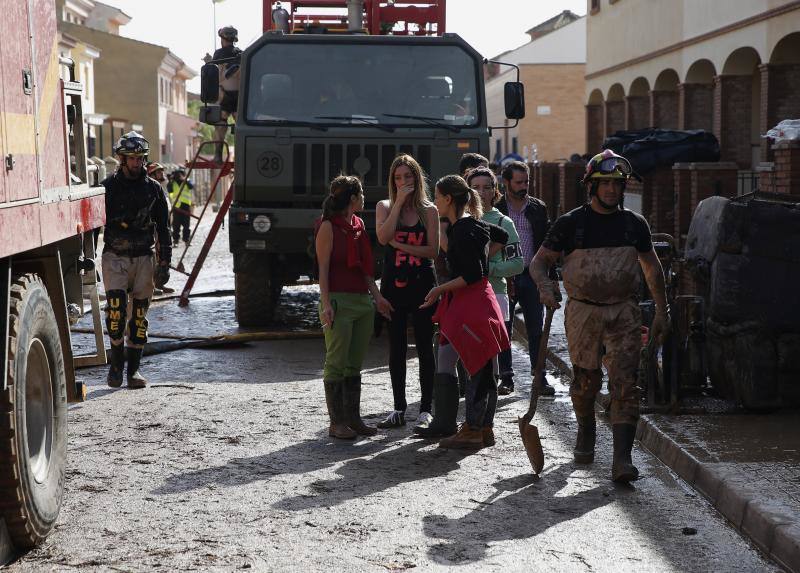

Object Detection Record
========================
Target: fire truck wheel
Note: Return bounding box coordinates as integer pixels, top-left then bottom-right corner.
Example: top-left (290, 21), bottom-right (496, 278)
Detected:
top-left (0, 274), bottom-right (67, 548)
top-left (234, 272), bottom-right (275, 326)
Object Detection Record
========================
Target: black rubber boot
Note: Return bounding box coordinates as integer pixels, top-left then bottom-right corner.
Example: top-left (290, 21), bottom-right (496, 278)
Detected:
top-left (573, 414), bottom-right (596, 464)
top-left (106, 344), bottom-right (125, 388)
top-left (456, 362), bottom-right (468, 398)
top-left (414, 374), bottom-right (459, 438)
top-left (324, 380), bottom-right (357, 440)
top-left (126, 347), bottom-right (148, 389)
top-left (343, 376), bottom-right (377, 436)
top-left (612, 423), bottom-right (639, 483)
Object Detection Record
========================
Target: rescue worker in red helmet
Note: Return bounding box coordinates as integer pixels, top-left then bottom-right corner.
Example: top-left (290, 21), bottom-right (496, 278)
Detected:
top-left (102, 132), bottom-right (171, 388)
top-left (530, 150), bottom-right (669, 482)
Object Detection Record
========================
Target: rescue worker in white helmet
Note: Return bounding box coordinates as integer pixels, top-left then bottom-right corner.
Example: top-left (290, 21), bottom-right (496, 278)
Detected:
top-left (210, 26), bottom-right (242, 164)
top-left (530, 150), bottom-right (669, 483)
top-left (102, 131), bottom-right (171, 388)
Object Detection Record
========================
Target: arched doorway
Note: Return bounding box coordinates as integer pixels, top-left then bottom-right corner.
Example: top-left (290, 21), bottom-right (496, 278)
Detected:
top-left (586, 89), bottom-right (604, 154)
top-left (626, 77), bottom-right (650, 130)
top-left (651, 69), bottom-right (680, 129)
top-left (763, 33), bottom-right (800, 161)
top-left (681, 59), bottom-right (716, 132)
top-left (718, 47), bottom-right (762, 168)
top-left (604, 83), bottom-right (625, 136)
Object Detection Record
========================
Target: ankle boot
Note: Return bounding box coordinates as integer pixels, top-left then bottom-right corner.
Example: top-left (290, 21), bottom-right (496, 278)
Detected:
top-left (414, 374), bottom-right (459, 438)
top-left (574, 414), bottom-right (596, 464)
top-left (126, 347), bottom-right (148, 389)
top-left (107, 344), bottom-right (125, 388)
top-left (343, 376), bottom-right (377, 436)
top-left (324, 380), bottom-right (357, 440)
top-left (439, 423), bottom-right (484, 450)
top-left (611, 423), bottom-right (639, 482)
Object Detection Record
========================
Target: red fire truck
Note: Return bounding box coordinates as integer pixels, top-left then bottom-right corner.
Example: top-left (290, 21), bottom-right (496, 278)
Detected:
top-left (1, 0), bottom-right (106, 561)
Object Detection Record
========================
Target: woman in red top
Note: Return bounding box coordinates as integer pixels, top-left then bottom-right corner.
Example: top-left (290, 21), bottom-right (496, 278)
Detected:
top-left (316, 175), bottom-right (393, 439)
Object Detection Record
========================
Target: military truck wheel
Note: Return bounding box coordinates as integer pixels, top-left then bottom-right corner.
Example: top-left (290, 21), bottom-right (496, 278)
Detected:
top-left (234, 272), bottom-right (275, 326)
top-left (0, 274), bottom-right (67, 549)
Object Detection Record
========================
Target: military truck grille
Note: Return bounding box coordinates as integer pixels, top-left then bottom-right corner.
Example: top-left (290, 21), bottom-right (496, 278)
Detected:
top-left (294, 143), bottom-right (432, 194)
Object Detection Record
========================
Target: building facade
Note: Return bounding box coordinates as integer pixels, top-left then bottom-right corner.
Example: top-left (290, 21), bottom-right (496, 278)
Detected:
top-left (585, 0), bottom-right (800, 170)
top-left (57, 0), bottom-right (197, 164)
top-left (486, 13), bottom-right (586, 163)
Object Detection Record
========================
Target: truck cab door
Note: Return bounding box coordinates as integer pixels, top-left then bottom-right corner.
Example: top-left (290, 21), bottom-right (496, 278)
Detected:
top-left (0, 0), bottom-right (40, 202)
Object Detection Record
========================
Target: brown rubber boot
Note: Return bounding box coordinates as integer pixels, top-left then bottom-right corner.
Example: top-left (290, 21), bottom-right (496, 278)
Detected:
top-left (343, 376), bottom-right (377, 436)
top-left (324, 380), bottom-right (357, 440)
top-left (574, 414), bottom-right (596, 464)
top-left (126, 347), bottom-right (148, 389)
top-left (611, 423), bottom-right (639, 482)
top-left (106, 344), bottom-right (125, 388)
top-left (439, 424), bottom-right (484, 450)
top-left (482, 427), bottom-right (496, 448)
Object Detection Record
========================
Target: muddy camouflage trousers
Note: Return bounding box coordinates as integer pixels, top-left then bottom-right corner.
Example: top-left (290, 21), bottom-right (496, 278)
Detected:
top-left (565, 298), bottom-right (641, 425)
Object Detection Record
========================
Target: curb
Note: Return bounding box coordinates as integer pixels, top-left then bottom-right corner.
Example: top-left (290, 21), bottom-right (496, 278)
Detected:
top-left (513, 313), bottom-right (799, 572)
top-left (637, 417), bottom-right (799, 572)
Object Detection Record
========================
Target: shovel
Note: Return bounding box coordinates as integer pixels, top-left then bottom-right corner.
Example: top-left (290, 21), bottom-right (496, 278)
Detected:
top-left (518, 303), bottom-right (557, 475)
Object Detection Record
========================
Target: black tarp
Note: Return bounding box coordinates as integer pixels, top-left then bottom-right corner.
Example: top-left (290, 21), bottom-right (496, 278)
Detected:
top-left (603, 129), bottom-right (720, 176)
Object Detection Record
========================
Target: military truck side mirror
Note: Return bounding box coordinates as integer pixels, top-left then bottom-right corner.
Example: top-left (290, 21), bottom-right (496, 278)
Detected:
top-left (199, 105), bottom-right (222, 125)
top-left (200, 63), bottom-right (220, 104)
top-left (66, 104), bottom-right (77, 126)
top-left (504, 82), bottom-right (525, 120)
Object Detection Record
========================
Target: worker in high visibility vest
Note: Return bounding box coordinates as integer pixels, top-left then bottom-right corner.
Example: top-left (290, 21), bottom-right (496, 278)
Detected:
top-left (168, 168), bottom-right (194, 245)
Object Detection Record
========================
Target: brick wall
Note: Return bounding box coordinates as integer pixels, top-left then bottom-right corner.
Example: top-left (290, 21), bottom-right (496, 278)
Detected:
top-left (518, 64), bottom-right (586, 161)
top-left (773, 140), bottom-right (800, 195)
top-left (650, 90), bottom-right (679, 130)
top-left (690, 162), bottom-right (739, 213)
top-left (762, 64), bottom-right (800, 163)
top-left (558, 161), bottom-right (586, 214)
top-left (714, 75), bottom-right (754, 168)
top-left (625, 96), bottom-right (649, 130)
top-left (757, 162), bottom-right (775, 193)
top-left (537, 162), bottom-right (561, 219)
top-left (672, 163), bottom-right (693, 243)
top-left (586, 104), bottom-right (604, 155)
top-left (604, 100), bottom-right (625, 136)
top-left (647, 166), bottom-right (676, 234)
top-left (679, 84), bottom-right (714, 132)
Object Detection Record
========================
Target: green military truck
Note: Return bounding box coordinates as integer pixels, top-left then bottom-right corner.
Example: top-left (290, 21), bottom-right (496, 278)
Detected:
top-left (201, 20), bottom-right (523, 325)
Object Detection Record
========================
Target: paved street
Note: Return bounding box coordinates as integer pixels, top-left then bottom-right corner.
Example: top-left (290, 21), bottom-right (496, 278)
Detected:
top-left (7, 218), bottom-right (779, 572)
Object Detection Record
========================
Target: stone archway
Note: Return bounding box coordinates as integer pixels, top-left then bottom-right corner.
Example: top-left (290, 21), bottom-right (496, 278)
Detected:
top-left (680, 59), bottom-right (715, 132)
top-left (626, 77), bottom-right (650, 130)
top-left (651, 69), bottom-right (680, 129)
top-left (586, 89), bottom-right (604, 154)
top-left (604, 83), bottom-right (625, 136)
top-left (717, 47), bottom-right (762, 168)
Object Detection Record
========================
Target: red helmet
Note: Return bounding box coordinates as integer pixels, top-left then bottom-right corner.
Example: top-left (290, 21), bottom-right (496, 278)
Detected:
top-left (581, 150), bottom-right (632, 185)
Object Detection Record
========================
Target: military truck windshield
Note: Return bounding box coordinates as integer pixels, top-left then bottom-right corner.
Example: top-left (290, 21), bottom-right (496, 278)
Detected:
top-left (246, 42), bottom-right (480, 127)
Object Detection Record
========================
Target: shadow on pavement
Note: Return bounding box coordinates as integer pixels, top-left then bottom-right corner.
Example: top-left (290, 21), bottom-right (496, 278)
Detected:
top-left (273, 439), bottom-right (470, 512)
top-left (422, 463), bottom-right (615, 565)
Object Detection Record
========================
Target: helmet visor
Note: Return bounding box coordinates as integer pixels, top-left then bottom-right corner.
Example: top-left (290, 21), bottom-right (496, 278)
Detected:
top-left (117, 138), bottom-right (148, 156)
top-left (597, 156), bottom-right (632, 176)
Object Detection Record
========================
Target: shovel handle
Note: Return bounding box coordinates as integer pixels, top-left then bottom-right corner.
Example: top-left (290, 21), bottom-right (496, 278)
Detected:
top-left (523, 304), bottom-right (556, 420)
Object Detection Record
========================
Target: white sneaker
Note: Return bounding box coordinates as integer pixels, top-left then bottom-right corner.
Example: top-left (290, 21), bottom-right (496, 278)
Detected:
top-left (377, 410), bottom-right (405, 428)
top-left (416, 412), bottom-right (434, 428)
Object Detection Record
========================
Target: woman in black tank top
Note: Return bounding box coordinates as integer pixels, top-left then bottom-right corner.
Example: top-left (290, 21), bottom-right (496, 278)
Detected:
top-left (375, 155), bottom-right (439, 429)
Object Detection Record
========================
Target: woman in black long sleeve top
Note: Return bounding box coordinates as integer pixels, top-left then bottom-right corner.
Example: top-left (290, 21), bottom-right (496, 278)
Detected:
top-left (416, 175), bottom-right (511, 449)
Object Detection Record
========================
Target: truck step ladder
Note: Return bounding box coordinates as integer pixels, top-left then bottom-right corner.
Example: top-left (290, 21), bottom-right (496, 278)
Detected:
top-left (168, 140), bottom-right (233, 275)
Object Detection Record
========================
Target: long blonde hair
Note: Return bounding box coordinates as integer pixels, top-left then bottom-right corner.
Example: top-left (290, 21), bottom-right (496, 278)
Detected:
top-left (388, 154), bottom-right (432, 225)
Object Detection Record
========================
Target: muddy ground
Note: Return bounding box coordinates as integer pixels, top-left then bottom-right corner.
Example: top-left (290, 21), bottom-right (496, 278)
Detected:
top-left (6, 217), bottom-right (780, 572)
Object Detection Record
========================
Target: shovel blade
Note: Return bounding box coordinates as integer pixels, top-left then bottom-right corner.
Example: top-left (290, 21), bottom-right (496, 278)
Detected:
top-left (518, 417), bottom-right (544, 474)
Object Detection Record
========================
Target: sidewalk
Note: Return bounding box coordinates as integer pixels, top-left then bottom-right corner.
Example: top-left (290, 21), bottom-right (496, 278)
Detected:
top-left (513, 310), bottom-right (800, 572)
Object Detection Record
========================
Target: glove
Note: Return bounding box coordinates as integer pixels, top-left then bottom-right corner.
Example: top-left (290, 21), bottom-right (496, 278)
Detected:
top-left (539, 280), bottom-right (562, 309)
top-left (154, 264), bottom-right (170, 288)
